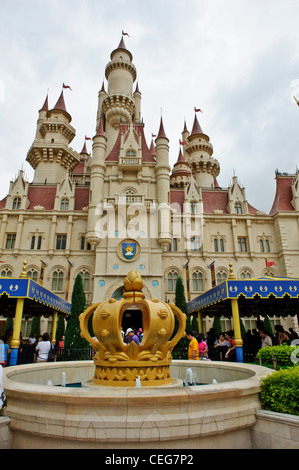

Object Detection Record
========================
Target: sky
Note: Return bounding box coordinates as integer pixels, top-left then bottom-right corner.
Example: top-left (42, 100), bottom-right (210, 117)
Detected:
top-left (0, 0), bottom-right (299, 213)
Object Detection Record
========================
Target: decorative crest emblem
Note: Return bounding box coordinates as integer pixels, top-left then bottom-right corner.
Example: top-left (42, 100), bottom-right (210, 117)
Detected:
top-left (122, 242), bottom-right (137, 260)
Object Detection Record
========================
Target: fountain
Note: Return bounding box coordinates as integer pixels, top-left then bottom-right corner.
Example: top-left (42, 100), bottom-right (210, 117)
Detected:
top-left (1, 271), bottom-right (273, 449)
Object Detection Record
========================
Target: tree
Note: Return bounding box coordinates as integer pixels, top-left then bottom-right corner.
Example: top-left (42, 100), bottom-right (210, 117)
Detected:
top-left (30, 316), bottom-right (40, 339)
top-left (212, 316), bottom-right (222, 336)
top-left (174, 276), bottom-right (191, 348)
top-left (55, 316), bottom-right (65, 345)
top-left (64, 274), bottom-right (88, 350)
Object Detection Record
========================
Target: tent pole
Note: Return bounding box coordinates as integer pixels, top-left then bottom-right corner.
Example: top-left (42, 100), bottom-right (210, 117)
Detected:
top-left (9, 298), bottom-right (24, 366)
top-left (231, 299), bottom-right (243, 363)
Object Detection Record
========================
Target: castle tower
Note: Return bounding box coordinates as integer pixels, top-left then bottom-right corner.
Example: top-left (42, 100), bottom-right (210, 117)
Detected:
top-left (101, 37), bottom-right (137, 151)
top-left (185, 114), bottom-right (220, 188)
top-left (86, 118), bottom-right (107, 247)
top-left (155, 117), bottom-right (172, 250)
top-left (26, 91), bottom-right (80, 184)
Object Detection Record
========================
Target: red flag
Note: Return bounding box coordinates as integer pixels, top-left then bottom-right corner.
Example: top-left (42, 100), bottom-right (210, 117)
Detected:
top-left (0, 261), bottom-right (4, 263)
top-left (63, 83), bottom-right (72, 91)
top-left (179, 139), bottom-right (187, 145)
top-left (265, 259), bottom-right (277, 267)
top-left (85, 136), bottom-right (92, 141)
top-left (194, 107), bottom-right (203, 113)
top-left (122, 30), bottom-right (130, 37)
top-left (152, 134), bottom-right (157, 138)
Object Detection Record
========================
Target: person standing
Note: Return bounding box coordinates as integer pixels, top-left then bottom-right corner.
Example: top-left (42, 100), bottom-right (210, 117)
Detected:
top-left (186, 330), bottom-right (199, 360)
top-left (35, 333), bottom-right (52, 362)
top-left (259, 330), bottom-right (273, 348)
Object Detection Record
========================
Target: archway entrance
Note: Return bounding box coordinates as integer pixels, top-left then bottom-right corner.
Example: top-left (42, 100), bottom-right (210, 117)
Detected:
top-left (121, 306), bottom-right (143, 334)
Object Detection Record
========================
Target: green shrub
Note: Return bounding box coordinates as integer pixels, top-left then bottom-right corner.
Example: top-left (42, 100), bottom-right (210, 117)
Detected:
top-left (255, 345), bottom-right (297, 366)
top-left (260, 365), bottom-right (299, 416)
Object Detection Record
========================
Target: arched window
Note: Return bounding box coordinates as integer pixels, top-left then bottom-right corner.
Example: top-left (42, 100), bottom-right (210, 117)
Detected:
top-left (167, 270), bottom-right (178, 292)
top-left (125, 188), bottom-right (137, 204)
top-left (79, 269), bottom-right (90, 292)
top-left (27, 268), bottom-right (38, 282)
top-left (234, 202), bottom-right (243, 215)
top-left (216, 270), bottom-right (227, 284)
top-left (240, 270), bottom-right (251, 279)
top-left (12, 197), bottom-right (21, 210)
top-left (60, 198), bottom-right (69, 211)
top-left (192, 270), bottom-right (203, 292)
top-left (51, 269), bottom-right (64, 291)
top-left (0, 267), bottom-right (12, 278)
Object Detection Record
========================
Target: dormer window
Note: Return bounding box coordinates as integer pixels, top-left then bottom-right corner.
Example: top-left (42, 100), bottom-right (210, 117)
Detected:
top-left (12, 197), bottom-right (21, 210)
top-left (234, 202), bottom-right (243, 215)
top-left (60, 198), bottom-right (69, 211)
top-left (126, 150), bottom-right (136, 158)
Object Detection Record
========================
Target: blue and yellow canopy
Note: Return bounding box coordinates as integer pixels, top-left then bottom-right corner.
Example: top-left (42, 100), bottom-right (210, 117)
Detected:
top-left (187, 276), bottom-right (299, 318)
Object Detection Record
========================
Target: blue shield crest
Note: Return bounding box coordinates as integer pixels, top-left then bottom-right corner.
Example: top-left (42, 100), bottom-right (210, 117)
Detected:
top-left (122, 242), bottom-right (137, 260)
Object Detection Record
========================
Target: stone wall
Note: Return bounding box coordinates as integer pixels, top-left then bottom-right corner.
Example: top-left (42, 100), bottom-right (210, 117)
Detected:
top-left (251, 410), bottom-right (299, 449)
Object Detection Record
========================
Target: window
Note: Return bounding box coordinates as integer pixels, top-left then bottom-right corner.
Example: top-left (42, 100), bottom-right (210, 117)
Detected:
top-left (238, 237), bottom-right (247, 252)
top-left (79, 270), bottom-right (90, 292)
top-left (52, 269), bottom-right (64, 291)
top-left (80, 236), bottom-right (91, 251)
top-left (167, 270), bottom-right (178, 292)
top-left (173, 238), bottom-right (178, 252)
top-left (214, 238), bottom-right (224, 252)
top-left (125, 189), bottom-right (137, 204)
top-left (190, 201), bottom-right (198, 214)
top-left (60, 198), bottom-right (69, 211)
top-left (0, 268), bottom-right (12, 278)
top-left (191, 236), bottom-right (201, 252)
top-left (126, 150), bottom-right (136, 157)
top-left (27, 269), bottom-right (38, 282)
top-left (240, 270), bottom-right (251, 279)
top-left (260, 239), bottom-right (270, 253)
top-left (234, 202), bottom-right (243, 215)
top-left (192, 270), bottom-right (203, 292)
top-left (56, 234), bottom-right (67, 250)
top-left (5, 233), bottom-right (16, 250)
top-left (30, 235), bottom-right (42, 250)
top-left (216, 270), bottom-right (227, 284)
top-left (12, 197), bottom-right (21, 210)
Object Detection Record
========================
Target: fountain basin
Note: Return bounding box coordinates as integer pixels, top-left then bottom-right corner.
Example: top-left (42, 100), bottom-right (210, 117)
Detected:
top-left (2, 360), bottom-right (272, 449)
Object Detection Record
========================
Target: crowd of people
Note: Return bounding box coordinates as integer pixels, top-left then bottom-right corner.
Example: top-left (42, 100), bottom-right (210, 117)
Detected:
top-left (186, 324), bottom-right (299, 362)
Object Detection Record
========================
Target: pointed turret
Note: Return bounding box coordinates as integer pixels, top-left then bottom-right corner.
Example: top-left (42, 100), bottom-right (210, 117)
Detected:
top-left (156, 116), bottom-right (168, 141)
top-left (170, 148), bottom-right (191, 188)
top-left (184, 113), bottom-right (220, 188)
top-left (133, 82), bottom-right (142, 122)
top-left (80, 142), bottom-right (89, 156)
top-left (39, 94), bottom-right (49, 112)
top-left (190, 113), bottom-right (204, 137)
top-left (35, 94), bottom-right (49, 139)
top-left (48, 90), bottom-right (72, 123)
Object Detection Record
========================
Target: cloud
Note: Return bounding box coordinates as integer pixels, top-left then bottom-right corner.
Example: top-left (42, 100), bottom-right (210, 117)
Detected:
top-left (1, 0), bottom-right (299, 213)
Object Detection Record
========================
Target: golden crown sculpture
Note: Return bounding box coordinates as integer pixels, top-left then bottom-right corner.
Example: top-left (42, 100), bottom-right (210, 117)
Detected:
top-left (79, 270), bottom-right (186, 387)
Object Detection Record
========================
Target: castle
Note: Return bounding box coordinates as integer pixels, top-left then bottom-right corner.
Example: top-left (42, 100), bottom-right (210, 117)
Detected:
top-left (1, 36), bottom-right (299, 335)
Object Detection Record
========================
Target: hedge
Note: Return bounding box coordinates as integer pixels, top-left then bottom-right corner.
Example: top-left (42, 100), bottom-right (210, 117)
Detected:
top-left (255, 345), bottom-right (298, 367)
top-left (260, 365), bottom-right (299, 416)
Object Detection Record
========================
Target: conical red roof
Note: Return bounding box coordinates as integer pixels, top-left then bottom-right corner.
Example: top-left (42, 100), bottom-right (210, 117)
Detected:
top-left (157, 117), bottom-right (168, 139)
top-left (80, 142), bottom-right (88, 155)
top-left (190, 114), bottom-right (204, 136)
top-left (39, 94), bottom-right (49, 112)
top-left (111, 37), bottom-right (132, 61)
top-left (53, 91), bottom-right (67, 113)
top-left (94, 117), bottom-right (106, 138)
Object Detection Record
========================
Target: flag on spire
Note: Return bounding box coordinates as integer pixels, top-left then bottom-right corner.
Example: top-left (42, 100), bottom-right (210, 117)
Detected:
top-left (85, 135), bottom-right (92, 141)
top-left (122, 30), bottom-right (130, 37)
top-left (63, 83), bottom-right (72, 91)
top-left (179, 139), bottom-right (187, 145)
top-left (194, 107), bottom-right (203, 113)
top-left (152, 133), bottom-right (157, 138)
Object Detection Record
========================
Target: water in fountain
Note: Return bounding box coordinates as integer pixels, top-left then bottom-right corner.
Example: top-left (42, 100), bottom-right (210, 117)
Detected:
top-left (135, 376), bottom-right (141, 388)
top-left (183, 368), bottom-right (199, 386)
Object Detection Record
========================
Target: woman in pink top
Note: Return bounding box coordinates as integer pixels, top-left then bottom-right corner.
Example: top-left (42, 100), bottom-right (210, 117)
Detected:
top-left (197, 334), bottom-right (209, 359)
